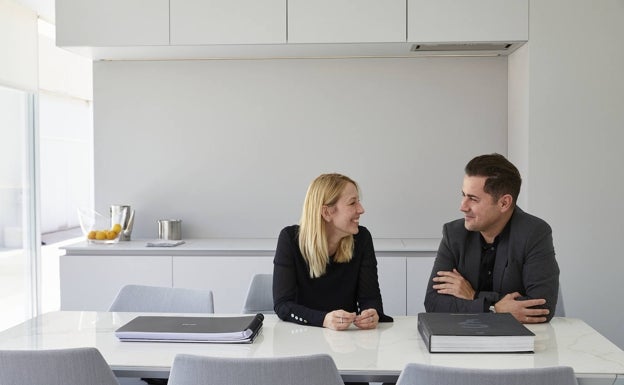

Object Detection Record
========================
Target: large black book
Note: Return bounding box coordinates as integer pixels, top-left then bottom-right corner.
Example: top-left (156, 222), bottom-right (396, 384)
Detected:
top-left (115, 313), bottom-right (264, 343)
top-left (417, 312), bottom-right (534, 353)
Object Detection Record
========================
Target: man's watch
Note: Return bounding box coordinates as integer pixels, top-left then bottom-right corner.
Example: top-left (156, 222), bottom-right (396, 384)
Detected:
top-left (489, 305), bottom-right (496, 313)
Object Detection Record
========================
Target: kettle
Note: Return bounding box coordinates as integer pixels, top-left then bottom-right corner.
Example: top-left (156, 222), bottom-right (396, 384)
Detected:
top-left (110, 205), bottom-right (135, 241)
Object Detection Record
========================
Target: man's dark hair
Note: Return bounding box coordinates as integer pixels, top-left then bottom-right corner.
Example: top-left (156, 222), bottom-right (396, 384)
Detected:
top-left (465, 153), bottom-right (522, 205)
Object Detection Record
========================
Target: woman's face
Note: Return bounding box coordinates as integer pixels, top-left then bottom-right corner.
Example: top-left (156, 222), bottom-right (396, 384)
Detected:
top-left (324, 182), bottom-right (365, 239)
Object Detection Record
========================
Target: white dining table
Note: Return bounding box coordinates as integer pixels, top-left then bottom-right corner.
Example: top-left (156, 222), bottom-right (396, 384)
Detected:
top-left (1, 312), bottom-right (623, 384)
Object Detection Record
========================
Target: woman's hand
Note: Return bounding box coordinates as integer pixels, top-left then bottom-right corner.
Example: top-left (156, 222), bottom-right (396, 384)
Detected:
top-left (353, 308), bottom-right (379, 330)
top-left (323, 310), bottom-right (356, 330)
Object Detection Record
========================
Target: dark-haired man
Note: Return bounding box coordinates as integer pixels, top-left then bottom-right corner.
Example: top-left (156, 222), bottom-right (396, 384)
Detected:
top-left (425, 153), bottom-right (559, 323)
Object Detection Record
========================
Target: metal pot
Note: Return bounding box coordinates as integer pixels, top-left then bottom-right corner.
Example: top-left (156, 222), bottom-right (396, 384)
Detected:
top-left (158, 219), bottom-right (182, 240)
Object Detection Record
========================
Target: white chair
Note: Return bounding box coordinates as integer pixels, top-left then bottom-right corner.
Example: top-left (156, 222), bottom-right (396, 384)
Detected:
top-left (555, 286), bottom-right (566, 317)
top-left (109, 284), bottom-right (214, 385)
top-left (168, 353), bottom-right (344, 385)
top-left (395, 363), bottom-right (577, 385)
top-left (0, 347), bottom-right (120, 385)
top-left (109, 284), bottom-right (214, 313)
top-left (241, 273), bottom-right (274, 314)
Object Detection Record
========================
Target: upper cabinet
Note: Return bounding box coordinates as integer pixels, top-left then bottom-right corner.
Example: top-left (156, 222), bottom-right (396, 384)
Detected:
top-left (408, 0), bottom-right (528, 43)
top-left (55, 0), bottom-right (169, 46)
top-left (288, 0), bottom-right (406, 43)
top-left (170, 0), bottom-right (287, 45)
top-left (55, 0), bottom-right (528, 59)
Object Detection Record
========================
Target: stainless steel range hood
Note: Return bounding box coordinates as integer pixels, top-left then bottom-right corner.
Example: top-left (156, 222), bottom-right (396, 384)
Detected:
top-left (403, 42), bottom-right (524, 57)
top-left (411, 42), bottom-right (514, 52)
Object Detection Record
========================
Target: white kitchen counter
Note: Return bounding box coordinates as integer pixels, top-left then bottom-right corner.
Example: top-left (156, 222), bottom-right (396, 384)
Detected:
top-left (62, 237), bottom-right (441, 256)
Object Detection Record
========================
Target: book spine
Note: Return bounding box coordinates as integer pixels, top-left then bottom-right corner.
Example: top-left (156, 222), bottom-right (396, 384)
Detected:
top-left (246, 313), bottom-right (264, 334)
top-left (417, 316), bottom-right (433, 353)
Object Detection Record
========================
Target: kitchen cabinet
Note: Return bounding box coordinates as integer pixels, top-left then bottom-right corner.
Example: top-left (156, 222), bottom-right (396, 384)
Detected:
top-left (54, 0), bottom-right (527, 59)
top-left (170, 0), bottom-right (286, 45)
top-left (173, 256), bottom-right (274, 314)
top-left (406, 254), bottom-right (436, 315)
top-left (377, 256), bottom-right (407, 316)
top-left (288, 0), bottom-right (406, 43)
top-left (408, 0), bottom-right (528, 43)
top-left (60, 239), bottom-right (437, 315)
top-left (173, 255), bottom-right (407, 315)
top-left (59, 255), bottom-right (173, 311)
top-left (55, 0), bottom-right (169, 46)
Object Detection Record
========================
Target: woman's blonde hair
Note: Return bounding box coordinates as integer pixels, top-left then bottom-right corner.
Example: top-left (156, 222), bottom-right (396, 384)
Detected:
top-left (298, 173), bottom-right (358, 278)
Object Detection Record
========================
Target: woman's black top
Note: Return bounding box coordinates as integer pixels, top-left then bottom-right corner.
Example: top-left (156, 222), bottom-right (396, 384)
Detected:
top-left (273, 224), bottom-right (393, 327)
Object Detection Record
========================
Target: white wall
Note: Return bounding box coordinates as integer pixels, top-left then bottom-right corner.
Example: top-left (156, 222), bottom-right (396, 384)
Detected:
top-left (0, 0), bottom-right (37, 91)
top-left (93, 57), bottom-right (508, 240)
top-left (522, 0), bottom-right (624, 348)
top-left (507, 43), bottom-right (529, 210)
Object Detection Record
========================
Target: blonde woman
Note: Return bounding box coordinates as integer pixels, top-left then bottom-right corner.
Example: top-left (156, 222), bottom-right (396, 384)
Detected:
top-left (273, 173), bottom-right (392, 330)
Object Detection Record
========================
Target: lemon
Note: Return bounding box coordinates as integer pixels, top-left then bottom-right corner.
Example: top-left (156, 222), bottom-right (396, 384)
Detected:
top-left (95, 231), bottom-right (106, 240)
top-left (87, 231), bottom-right (97, 240)
top-left (111, 223), bottom-right (122, 234)
top-left (106, 230), bottom-right (117, 240)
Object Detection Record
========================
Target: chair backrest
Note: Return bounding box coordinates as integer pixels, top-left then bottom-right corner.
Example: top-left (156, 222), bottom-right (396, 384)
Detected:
top-left (555, 286), bottom-right (566, 317)
top-left (396, 363), bottom-right (577, 385)
top-left (242, 273), bottom-right (274, 314)
top-left (0, 347), bottom-right (119, 385)
top-left (168, 353), bottom-right (343, 385)
top-left (109, 284), bottom-right (214, 313)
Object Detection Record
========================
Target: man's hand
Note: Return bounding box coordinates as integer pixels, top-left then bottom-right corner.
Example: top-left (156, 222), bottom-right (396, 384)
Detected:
top-left (494, 292), bottom-right (549, 323)
top-left (432, 268), bottom-right (475, 300)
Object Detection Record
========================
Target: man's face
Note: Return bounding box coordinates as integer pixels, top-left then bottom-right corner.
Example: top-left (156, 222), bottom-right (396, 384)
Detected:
top-left (460, 175), bottom-right (505, 237)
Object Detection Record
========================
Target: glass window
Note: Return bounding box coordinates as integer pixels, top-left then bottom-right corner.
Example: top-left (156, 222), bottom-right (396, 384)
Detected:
top-left (0, 85), bottom-right (35, 331)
